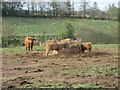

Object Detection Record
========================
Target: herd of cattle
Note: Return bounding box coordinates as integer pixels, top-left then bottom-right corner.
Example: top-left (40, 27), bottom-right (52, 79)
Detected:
top-left (24, 36), bottom-right (92, 56)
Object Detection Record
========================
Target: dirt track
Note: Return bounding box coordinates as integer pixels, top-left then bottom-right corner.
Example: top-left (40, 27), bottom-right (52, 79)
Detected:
top-left (2, 48), bottom-right (118, 88)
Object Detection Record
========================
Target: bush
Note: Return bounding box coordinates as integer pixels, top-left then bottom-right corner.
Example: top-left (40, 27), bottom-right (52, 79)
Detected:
top-left (60, 21), bottom-right (76, 39)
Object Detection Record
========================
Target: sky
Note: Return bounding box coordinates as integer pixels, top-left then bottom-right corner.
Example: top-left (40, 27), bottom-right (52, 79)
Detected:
top-left (3, 0), bottom-right (119, 10)
top-left (89, 0), bottom-right (118, 10)
top-left (71, 0), bottom-right (118, 10)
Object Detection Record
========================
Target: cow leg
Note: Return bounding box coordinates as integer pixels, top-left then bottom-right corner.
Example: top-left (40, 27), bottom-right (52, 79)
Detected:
top-left (86, 48), bottom-right (91, 56)
top-left (28, 46), bottom-right (30, 51)
top-left (30, 46), bottom-right (31, 51)
top-left (46, 48), bottom-right (49, 56)
top-left (81, 49), bottom-right (85, 53)
top-left (26, 46), bottom-right (27, 51)
top-left (46, 51), bottom-right (49, 56)
top-left (31, 45), bottom-right (33, 51)
top-left (25, 44), bottom-right (28, 51)
top-left (89, 46), bottom-right (92, 51)
top-left (81, 45), bottom-right (85, 53)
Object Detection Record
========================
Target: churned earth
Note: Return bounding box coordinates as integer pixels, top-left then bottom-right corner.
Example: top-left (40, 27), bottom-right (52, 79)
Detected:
top-left (2, 47), bottom-right (118, 88)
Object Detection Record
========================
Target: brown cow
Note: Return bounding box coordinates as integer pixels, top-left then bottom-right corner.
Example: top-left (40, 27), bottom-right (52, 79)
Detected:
top-left (81, 42), bottom-right (92, 53)
top-left (62, 41), bottom-right (82, 54)
top-left (45, 38), bottom-right (82, 56)
top-left (45, 40), bottom-right (69, 56)
top-left (25, 37), bottom-right (34, 51)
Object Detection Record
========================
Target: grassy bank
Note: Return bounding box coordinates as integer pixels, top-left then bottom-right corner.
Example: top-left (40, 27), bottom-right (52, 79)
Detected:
top-left (2, 17), bottom-right (118, 44)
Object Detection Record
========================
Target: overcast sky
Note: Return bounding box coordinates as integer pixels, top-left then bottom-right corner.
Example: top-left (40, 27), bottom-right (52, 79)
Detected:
top-left (89, 0), bottom-right (118, 10)
top-left (71, 0), bottom-right (118, 10)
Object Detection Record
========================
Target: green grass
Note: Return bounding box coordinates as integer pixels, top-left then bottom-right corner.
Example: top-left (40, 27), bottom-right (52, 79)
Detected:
top-left (21, 82), bottom-right (68, 88)
top-left (2, 46), bottom-right (45, 52)
top-left (2, 17), bottom-right (118, 44)
top-left (75, 65), bottom-right (118, 78)
top-left (71, 83), bottom-right (105, 88)
top-left (1, 44), bottom-right (118, 53)
top-left (19, 82), bottom-right (105, 88)
top-left (93, 44), bottom-right (118, 48)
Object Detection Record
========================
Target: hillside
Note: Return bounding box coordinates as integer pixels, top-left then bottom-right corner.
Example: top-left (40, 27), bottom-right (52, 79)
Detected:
top-left (2, 17), bottom-right (118, 44)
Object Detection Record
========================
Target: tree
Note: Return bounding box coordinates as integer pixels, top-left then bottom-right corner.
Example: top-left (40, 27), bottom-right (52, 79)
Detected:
top-left (31, 2), bottom-right (35, 16)
top-left (107, 3), bottom-right (118, 20)
top-left (65, 0), bottom-right (71, 17)
top-left (27, 2), bottom-right (30, 15)
top-left (50, 1), bottom-right (61, 17)
top-left (71, 0), bottom-right (75, 17)
top-left (2, 2), bottom-right (23, 16)
top-left (66, 23), bottom-right (75, 39)
top-left (60, 22), bottom-right (75, 39)
top-left (51, 2), bottom-right (57, 16)
top-left (80, 0), bottom-right (89, 18)
top-left (46, 2), bottom-right (52, 17)
top-left (91, 2), bottom-right (100, 19)
top-left (60, 2), bottom-right (71, 17)
top-left (38, 2), bottom-right (46, 16)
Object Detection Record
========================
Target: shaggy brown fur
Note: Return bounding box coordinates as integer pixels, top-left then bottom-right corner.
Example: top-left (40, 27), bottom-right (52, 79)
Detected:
top-left (46, 42), bottom-right (69, 56)
top-left (25, 37), bottom-right (34, 51)
top-left (81, 42), bottom-right (92, 53)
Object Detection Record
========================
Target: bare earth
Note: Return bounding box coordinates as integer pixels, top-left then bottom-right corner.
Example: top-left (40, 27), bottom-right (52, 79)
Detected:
top-left (2, 47), bottom-right (118, 88)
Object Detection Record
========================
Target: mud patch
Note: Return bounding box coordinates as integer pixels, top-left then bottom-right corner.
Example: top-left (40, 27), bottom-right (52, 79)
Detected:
top-left (2, 48), bottom-right (118, 88)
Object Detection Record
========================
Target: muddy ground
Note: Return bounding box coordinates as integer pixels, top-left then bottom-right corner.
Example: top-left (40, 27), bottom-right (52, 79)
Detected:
top-left (2, 48), bottom-right (119, 88)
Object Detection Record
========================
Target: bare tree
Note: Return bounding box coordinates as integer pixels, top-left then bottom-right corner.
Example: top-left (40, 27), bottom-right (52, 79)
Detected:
top-left (31, 2), bottom-right (35, 16)
top-left (66, 0), bottom-right (71, 17)
top-left (92, 2), bottom-right (99, 19)
top-left (38, 2), bottom-right (46, 16)
top-left (107, 3), bottom-right (118, 20)
top-left (80, 0), bottom-right (89, 18)
top-left (71, 0), bottom-right (75, 17)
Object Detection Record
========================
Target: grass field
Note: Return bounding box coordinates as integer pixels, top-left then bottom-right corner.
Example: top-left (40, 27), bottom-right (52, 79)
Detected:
top-left (2, 17), bottom-right (118, 44)
top-left (2, 44), bottom-right (118, 52)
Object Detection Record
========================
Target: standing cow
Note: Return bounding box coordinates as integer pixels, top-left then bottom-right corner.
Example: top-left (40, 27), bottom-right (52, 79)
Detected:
top-left (24, 37), bottom-right (34, 51)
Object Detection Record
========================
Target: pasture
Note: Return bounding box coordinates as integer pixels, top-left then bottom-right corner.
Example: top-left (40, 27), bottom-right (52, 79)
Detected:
top-left (2, 17), bottom-right (119, 88)
top-left (2, 17), bottom-right (118, 44)
top-left (2, 44), bottom-right (118, 88)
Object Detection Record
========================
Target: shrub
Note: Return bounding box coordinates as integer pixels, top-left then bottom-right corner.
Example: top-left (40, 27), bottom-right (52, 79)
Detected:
top-left (60, 21), bottom-right (76, 39)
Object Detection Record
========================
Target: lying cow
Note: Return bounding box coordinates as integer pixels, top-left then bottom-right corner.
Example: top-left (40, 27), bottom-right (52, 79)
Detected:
top-left (46, 38), bottom-right (82, 56)
top-left (24, 36), bottom-right (34, 51)
top-left (45, 40), bottom-right (69, 56)
top-left (63, 42), bottom-right (82, 54)
top-left (81, 42), bottom-right (92, 53)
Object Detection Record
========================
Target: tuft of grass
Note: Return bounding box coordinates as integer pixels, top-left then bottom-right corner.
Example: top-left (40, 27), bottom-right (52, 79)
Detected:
top-left (71, 83), bottom-right (105, 88)
top-left (20, 82), bottom-right (105, 88)
top-left (21, 82), bottom-right (68, 88)
top-left (75, 65), bottom-right (118, 78)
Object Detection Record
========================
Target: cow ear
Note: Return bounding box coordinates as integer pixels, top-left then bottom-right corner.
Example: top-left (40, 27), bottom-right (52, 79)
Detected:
top-left (28, 38), bottom-right (31, 40)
